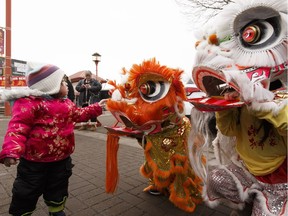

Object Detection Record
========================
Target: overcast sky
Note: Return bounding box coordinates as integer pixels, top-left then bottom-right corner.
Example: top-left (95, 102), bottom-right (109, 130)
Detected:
top-left (0, 0), bottom-right (196, 82)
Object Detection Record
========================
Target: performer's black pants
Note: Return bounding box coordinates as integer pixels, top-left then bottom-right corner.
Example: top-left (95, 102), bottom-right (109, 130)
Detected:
top-left (9, 157), bottom-right (73, 215)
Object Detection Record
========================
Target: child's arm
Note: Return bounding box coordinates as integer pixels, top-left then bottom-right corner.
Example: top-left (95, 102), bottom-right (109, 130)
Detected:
top-left (0, 98), bottom-right (35, 164)
top-left (71, 99), bottom-right (105, 123)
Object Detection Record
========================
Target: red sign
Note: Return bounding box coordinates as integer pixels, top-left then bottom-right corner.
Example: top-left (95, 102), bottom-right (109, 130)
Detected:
top-left (0, 76), bottom-right (27, 87)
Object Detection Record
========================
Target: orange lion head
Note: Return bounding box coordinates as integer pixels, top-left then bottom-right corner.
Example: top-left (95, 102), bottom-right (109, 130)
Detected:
top-left (106, 58), bottom-right (187, 134)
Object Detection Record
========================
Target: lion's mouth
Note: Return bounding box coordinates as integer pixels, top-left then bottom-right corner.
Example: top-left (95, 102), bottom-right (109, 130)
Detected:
top-left (192, 66), bottom-right (239, 97)
top-left (202, 76), bottom-right (236, 96)
top-left (119, 115), bottom-right (134, 128)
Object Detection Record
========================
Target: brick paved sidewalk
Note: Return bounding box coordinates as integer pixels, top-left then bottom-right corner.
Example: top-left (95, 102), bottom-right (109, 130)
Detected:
top-left (0, 116), bottom-right (252, 216)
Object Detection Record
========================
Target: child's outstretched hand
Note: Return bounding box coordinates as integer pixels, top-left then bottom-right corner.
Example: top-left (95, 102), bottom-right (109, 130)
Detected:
top-left (99, 99), bottom-right (108, 108)
top-left (3, 157), bottom-right (18, 167)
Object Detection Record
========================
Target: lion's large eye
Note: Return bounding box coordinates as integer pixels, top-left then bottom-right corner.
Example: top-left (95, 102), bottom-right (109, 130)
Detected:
top-left (139, 80), bottom-right (170, 102)
top-left (240, 18), bottom-right (280, 48)
top-left (242, 25), bottom-right (261, 44)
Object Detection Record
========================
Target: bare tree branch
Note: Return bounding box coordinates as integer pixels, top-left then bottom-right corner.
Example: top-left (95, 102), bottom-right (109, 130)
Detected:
top-left (175, 0), bottom-right (233, 30)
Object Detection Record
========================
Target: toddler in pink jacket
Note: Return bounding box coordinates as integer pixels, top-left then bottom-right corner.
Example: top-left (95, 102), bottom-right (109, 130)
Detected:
top-left (0, 64), bottom-right (104, 216)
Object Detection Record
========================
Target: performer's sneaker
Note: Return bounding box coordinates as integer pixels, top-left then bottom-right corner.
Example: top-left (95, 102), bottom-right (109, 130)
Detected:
top-left (89, 125), bottom-right (97, 131)
top-left (78, 126), bottom-right (87, 130)
top-left (148, 189), bottom-right (161, 196)
top-left (143, 185), bottom-right (162, 196)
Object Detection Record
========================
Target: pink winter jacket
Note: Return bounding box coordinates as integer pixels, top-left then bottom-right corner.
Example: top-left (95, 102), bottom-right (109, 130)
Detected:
top-left (0, 96), bottom-right (102, 162)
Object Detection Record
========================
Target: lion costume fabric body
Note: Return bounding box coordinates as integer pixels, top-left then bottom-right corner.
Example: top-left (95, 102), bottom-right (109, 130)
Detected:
top-left (188, 0), bottom-right (287, 215)
top-left (105, 58), bottom-right (203, 212)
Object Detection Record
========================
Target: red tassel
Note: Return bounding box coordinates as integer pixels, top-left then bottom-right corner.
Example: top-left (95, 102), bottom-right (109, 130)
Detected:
top-left (105, 132), bottom-right (120, 193)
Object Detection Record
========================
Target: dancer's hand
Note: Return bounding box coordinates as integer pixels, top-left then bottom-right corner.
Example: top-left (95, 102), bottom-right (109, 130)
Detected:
top-left (223, 91), bottom-right (240, 101)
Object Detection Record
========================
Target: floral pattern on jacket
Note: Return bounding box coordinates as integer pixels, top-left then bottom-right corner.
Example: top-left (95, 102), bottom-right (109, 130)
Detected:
top-left (0, 96), bottom-right (102, 162)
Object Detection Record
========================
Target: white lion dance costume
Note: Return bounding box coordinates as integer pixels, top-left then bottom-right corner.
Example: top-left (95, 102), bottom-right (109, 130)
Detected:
top-left (188, 0), bottom-right (287, 215)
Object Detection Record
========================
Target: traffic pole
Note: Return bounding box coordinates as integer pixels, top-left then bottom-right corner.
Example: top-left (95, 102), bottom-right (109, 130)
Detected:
top-left (4, 0), bottom-right (12, 116)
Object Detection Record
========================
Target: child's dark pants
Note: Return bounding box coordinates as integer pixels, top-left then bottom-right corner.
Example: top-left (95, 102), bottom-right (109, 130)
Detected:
top-left (9, 157), bottom-right (73, 215)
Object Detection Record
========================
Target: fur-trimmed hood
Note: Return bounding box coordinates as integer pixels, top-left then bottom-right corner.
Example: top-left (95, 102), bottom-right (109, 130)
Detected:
top-left (0, 88), bottom-right (46, 102)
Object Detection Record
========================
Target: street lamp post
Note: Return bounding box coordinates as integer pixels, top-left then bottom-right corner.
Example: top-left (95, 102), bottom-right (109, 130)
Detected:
top-left (92, 52), bottom-right (101, 80)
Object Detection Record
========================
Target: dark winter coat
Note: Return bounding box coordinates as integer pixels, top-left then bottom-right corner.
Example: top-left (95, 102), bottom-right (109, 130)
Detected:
top-left (75, 78), bottom-right (102, 106)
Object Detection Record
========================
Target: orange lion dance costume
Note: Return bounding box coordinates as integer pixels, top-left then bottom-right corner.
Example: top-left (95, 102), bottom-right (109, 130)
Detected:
top-left (105, 58), bottom-right (203, 212)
